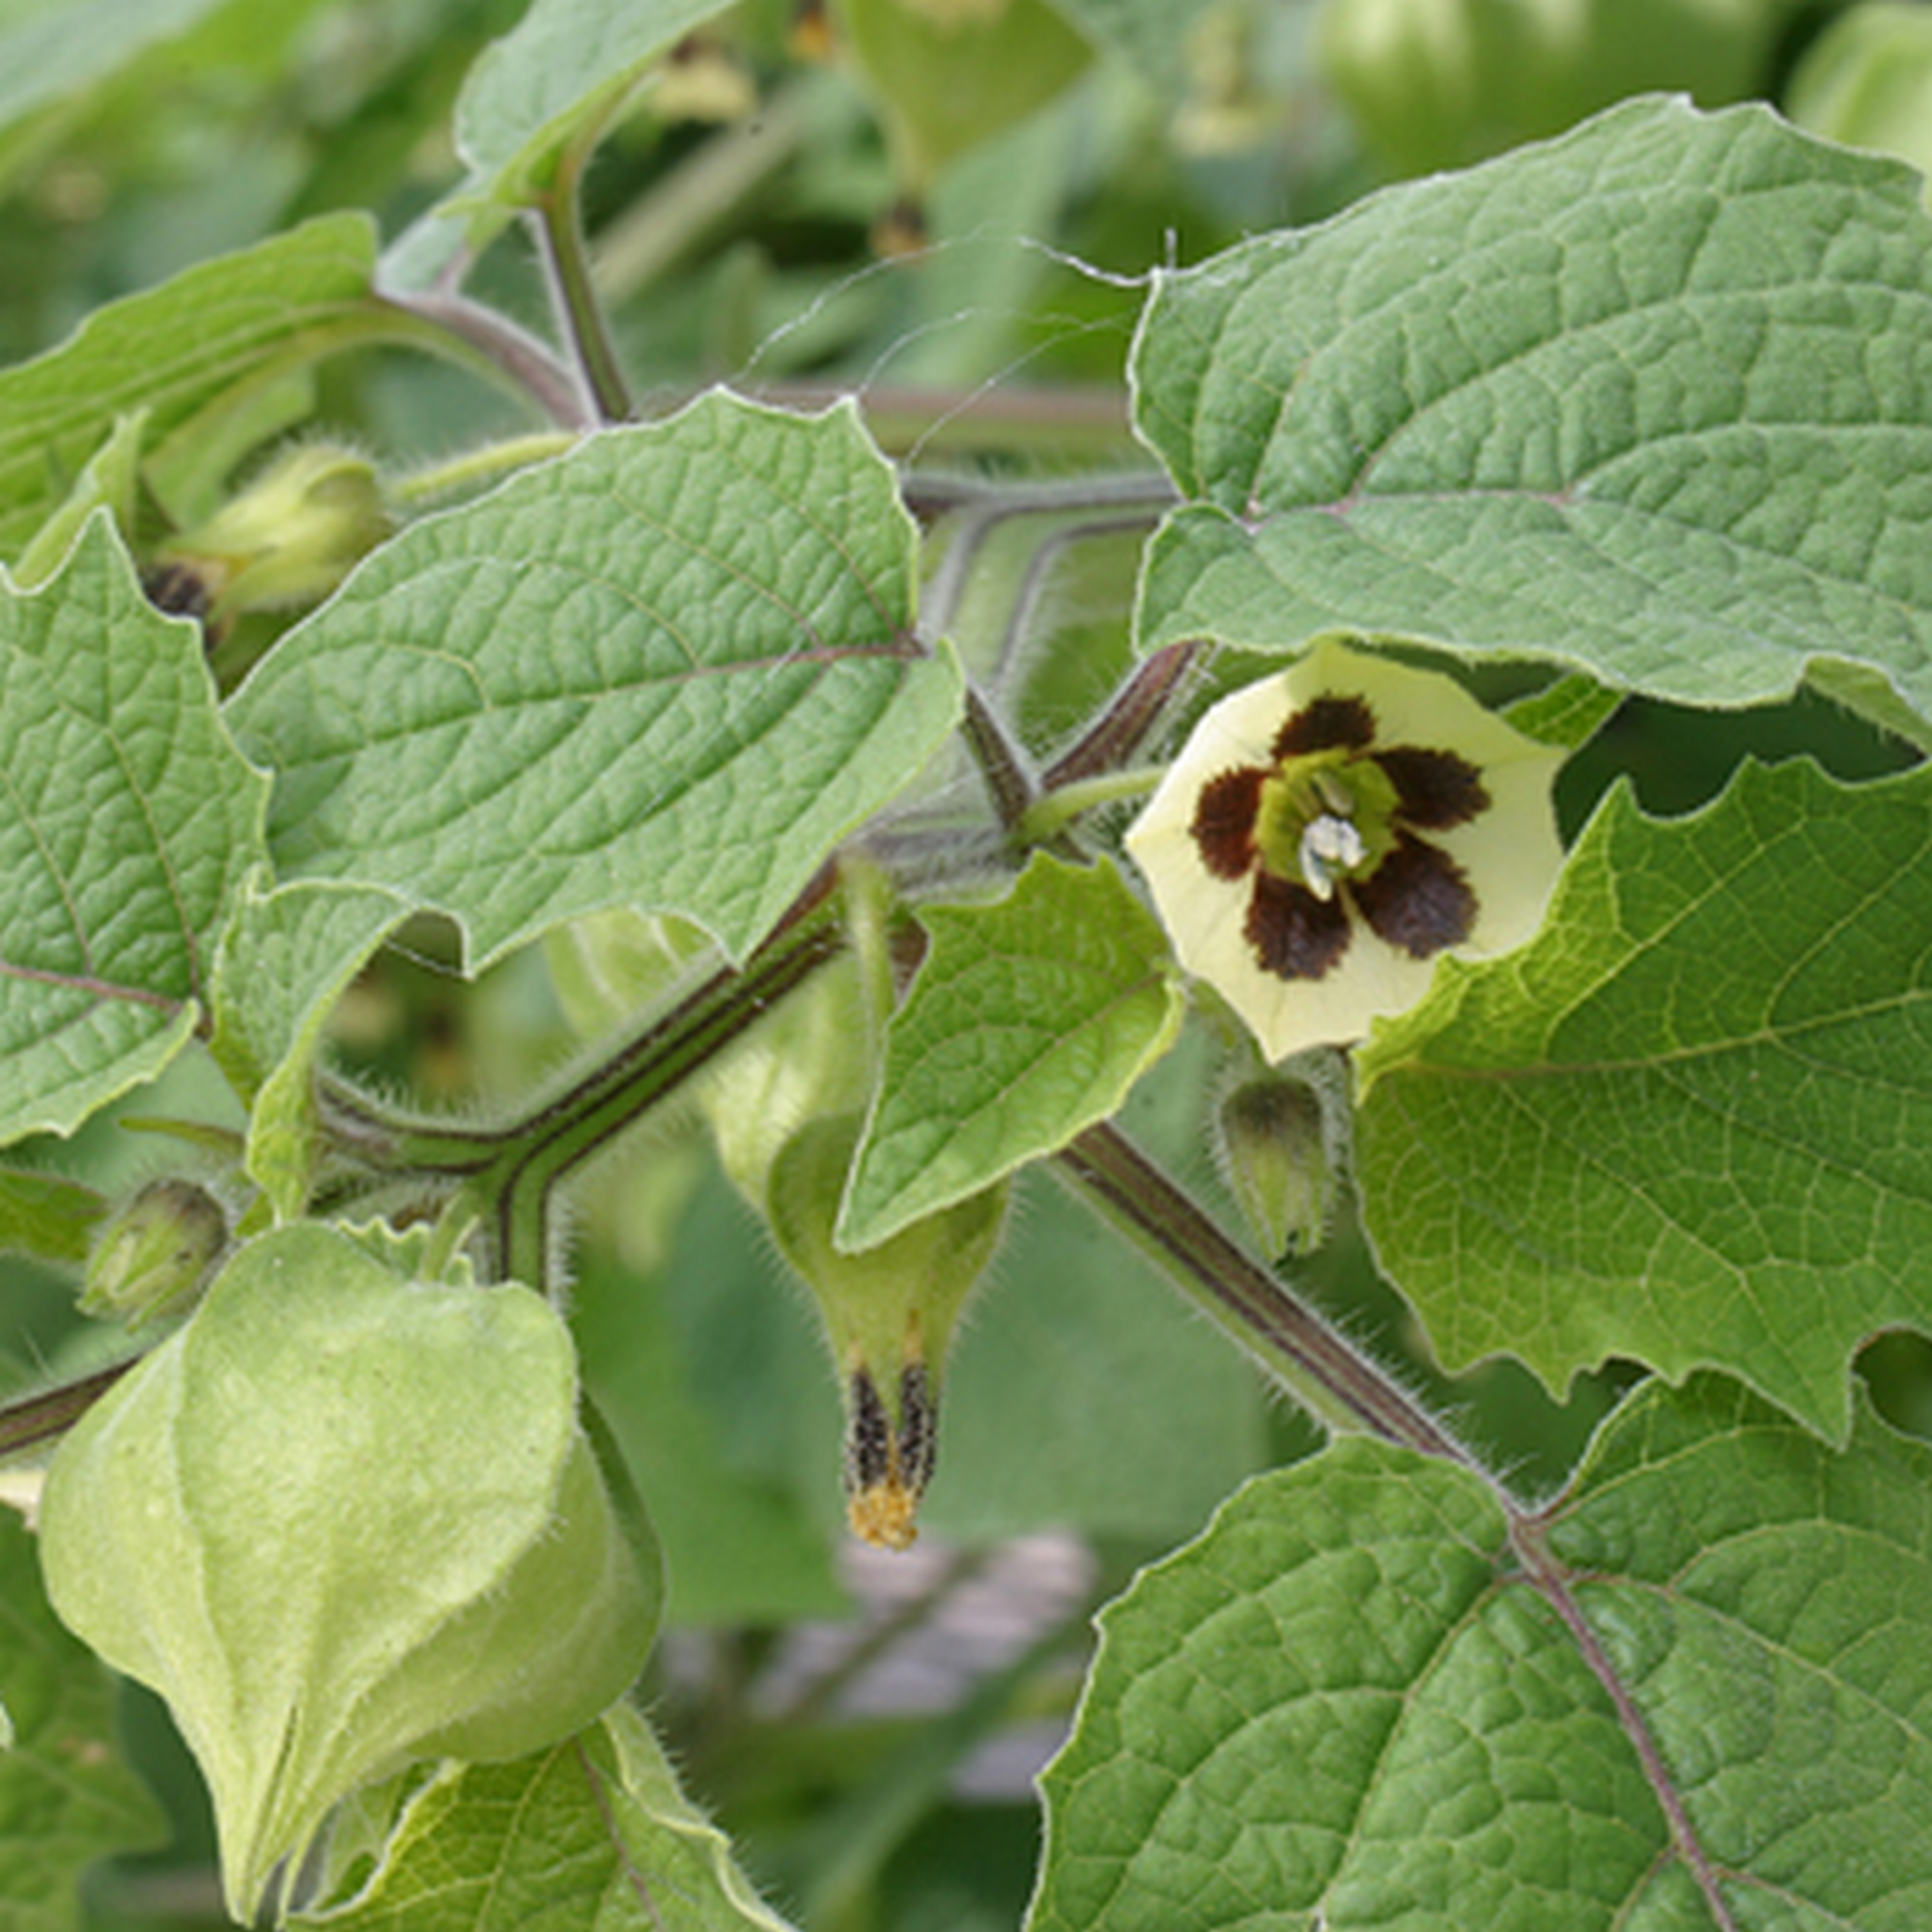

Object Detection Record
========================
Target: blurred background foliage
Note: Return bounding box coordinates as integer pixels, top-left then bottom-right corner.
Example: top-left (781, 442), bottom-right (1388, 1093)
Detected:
top-left (4, 1), bottom-right (1931, 1925)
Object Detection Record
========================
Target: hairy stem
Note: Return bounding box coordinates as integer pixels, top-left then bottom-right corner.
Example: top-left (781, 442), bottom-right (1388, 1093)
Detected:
top-left (915, 471), bottom-right (1176, 651)
top-left (383, 288), bottom-right (595, 430)
top-left (392, 433), bottom-right (578, 504)
top-left (1017, 766), bottom-right (1162, 844)
top-left (1056, 1122), bottom-right (1487, 1474)
top-left (532, 147), bottom-right (633, 424)
top-left (0, 1360), bottom-right (137, 1458)
top-left (959, 682), bottom-right (1037, 836)
top-left (1043, 639), bottom-right (1204, 788)
top-left (325, 879), bottom-right (846, 1285)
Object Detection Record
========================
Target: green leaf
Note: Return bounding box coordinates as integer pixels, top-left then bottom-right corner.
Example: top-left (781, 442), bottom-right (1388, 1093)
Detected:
top-left (209, 877), bottom-right (410, 1216)
top-left (0, 514), bottom-right (269, 1147)
top-left (0, 0), bottom-right (233, 161)
top-left (0, 1512), bottom-right (165, 1932)
top-left (1498, 670), bottom-right (1623, 752)
top-left (230, 394), bottom-right (961, 970)
top-left (296, 1704), bottom-right (793, 1931)
top-left (10, 412), bottom-right (143, 592)
top-left (1317, 0), bottom-right (1800, 177)
top-left (1788, 0), bottom-right (1932, 196)
top-left (1355, 756), bottom-right (1932, 1443)
top-left (0, 1167), bottom-right (105, 1264)
top-left (840, 854), bottom-right (1182, 1250)
top-left (1133, 99), bottom-right (1932, 722)
top-left (1030, 1374), bottom-right (1932, 1931)
top-left (0, 213), bottom-right (387, 553)
top-left (39, 1224), bottom-right (663, 1921)
top-left (446, 0), bottom-right (740, 235)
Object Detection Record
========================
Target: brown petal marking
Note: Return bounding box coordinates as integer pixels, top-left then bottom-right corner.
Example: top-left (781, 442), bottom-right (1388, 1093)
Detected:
top-left (895, 1360), bottom-right (937, 1495)
top-left (1353, 831), bottom-right (1477, 958)
top-left (1371, 745), bottom-right (1490, 829)
top-left (1272, 694), bottom-right (1375, 760)
top-left (1191, 765), bottom-right (1267, 879)
top-left (843, 1365), bottom-right (895, 1496)
top-left (1245, 870), bottom-right (1351, 980)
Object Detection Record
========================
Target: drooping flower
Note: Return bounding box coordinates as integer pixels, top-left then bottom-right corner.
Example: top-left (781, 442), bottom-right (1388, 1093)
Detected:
top-left (1125, 639), bottom-right (1566, 1060)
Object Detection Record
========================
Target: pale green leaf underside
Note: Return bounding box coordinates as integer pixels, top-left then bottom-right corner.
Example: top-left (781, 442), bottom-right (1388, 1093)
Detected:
top-left (298, 1705), bottom-right (794, 1931)
top-left (0, 1514), bottom-right (165, 1932)
top-left (841, 854), bottom-right (1182, 1249)
top-left (0, 1166), bottom-right (105, 1263)
top-left (0, 516), bottom-right (268, 1146)
top-left (1030, 1375), bottom-right (1932, 1932)
top-left (1134, 99), bottom-right (1932, 722)
top-left (229, 393), bottom-right (960, 969)
top-left (209, 878), bottom-right (410, 1216)
top-left (1356, 756), bottom-right (1932, 1442)
top-left (448, 0), bottom-right (738, 226)
top-left (0, 213), bottom-right (384, 554)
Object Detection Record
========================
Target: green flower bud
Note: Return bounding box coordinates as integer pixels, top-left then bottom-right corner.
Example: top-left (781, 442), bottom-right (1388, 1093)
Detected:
top-left (766, 1113), bottom-right (1006, 1550)
top-left (78, 1179), bottom-right (225, 1326)
top-left (701, 956), bottom-right (874, 1208)
top-left (40, 1226), bottom-right (661, 1922)
top-left (153, 443), bottom-right (390, 619)
top-left (1216, 1069), bottom-right (1339, 1260)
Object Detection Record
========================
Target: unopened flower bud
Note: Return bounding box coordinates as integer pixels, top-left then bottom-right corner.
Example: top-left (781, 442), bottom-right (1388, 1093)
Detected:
top-left (1216, 1073), bottom-right (1337, 1260)
top-left (152, 444), bottom-right (390, 619)
top-left (80, 1179), bottom-right (225, 1326)
top-left (766, 1113), bottom-right (1006, 1550)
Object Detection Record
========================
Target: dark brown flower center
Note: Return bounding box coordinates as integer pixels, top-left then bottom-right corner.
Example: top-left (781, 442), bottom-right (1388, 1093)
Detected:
top-left (1187, 693), bottom-right (1492, 981)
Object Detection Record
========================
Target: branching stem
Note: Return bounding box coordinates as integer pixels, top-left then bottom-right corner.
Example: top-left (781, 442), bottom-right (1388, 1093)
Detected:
top-left (1018, 766), bottom-right (1161, 843)
top-left (914, 471), bottom-right (1175, 649)
top-left (959, 683), bottom-right (1037, 835)
top-left (324, 879), bottom-right (846, 1285)
top-left (384, 288), bottom-right (595, 430)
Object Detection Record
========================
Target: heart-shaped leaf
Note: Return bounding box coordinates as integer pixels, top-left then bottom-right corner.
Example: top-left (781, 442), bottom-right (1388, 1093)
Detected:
top-left (1031, 1374), bottom-right (1932, 1929)
top-left (1134, 99), bottom-right (1932, 724)
top-left (1356, 755), bottom-right (1932, 1442)
top-left (230, 394), bottom-right (960, 969)
top-left (842, 854), bottom-right (1182, 1249)
top-left (0, 514), bottom-right (268, 1146)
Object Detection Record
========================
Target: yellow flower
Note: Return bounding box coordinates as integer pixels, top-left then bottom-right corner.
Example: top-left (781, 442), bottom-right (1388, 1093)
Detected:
top-left (1125, 639), bottom-right (1565, 1060)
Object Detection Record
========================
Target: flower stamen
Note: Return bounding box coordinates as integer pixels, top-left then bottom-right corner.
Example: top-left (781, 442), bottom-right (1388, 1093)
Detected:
top-left (1298, 812), bottom-right (1365, 899)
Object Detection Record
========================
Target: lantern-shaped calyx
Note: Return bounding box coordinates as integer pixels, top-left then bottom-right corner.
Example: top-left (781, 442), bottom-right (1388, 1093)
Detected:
top-left (1127, 640), bottom-right (1565, 1060)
